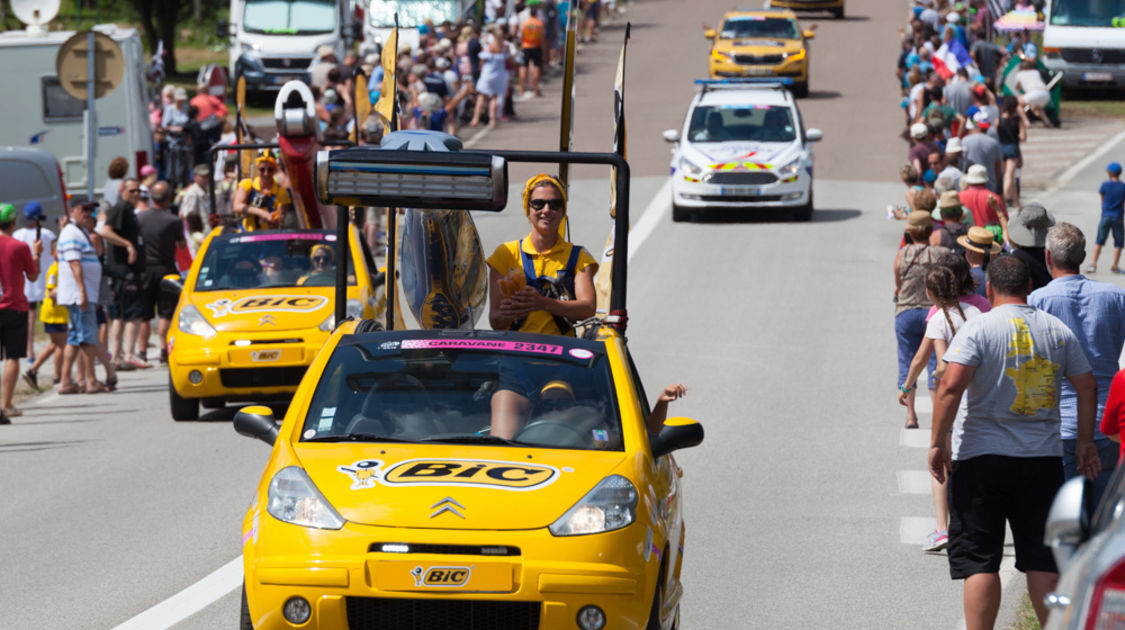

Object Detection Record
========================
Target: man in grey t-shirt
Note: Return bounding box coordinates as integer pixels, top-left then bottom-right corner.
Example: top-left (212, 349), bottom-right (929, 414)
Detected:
top-left (929, 255), bottom-right (1099, 630)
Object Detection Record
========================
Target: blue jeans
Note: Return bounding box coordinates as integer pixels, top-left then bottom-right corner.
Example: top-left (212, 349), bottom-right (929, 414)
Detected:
top-left (1096, 214), bottom-right (1124, 248)
top-left (65, 304), bottom-right (98, 346)
top-left (895, 308), bottom-right (937, 390)
top-left (1062, 437), bottom-right (1119, 510)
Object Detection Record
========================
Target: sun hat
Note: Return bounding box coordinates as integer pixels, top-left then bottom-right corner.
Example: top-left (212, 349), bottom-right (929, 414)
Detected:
top-left (193, 163), bottom-right (211, 177)
top-left (957, 226), bottom-right (1002, 255)
top-left (22, 201), bottom-right (43, 220)
top-left (1109, 162), bottom-right (1123, 176)
top-left (947, 11), bottom-right (960, 22)
top-left (1007, 202), bottom-right (1056, 248)
top-left (945, 136), bottom-right (963, 153)
top-left (173, 87), bottom-right (188, 101)
top-left (139, 164), bottom-right (156, 177)
top-left (434, 38), bottom-right (453, 52)
top-left (965, 164), bottom-right (989, 185)
top-left (910, 122), bottom-right (929, 139)
top-left (907, 210), bottom-right (933, 230)
top-left (316, 44), bottom-right (335, 59)
top-left (939, 190), bottom-right (962, 210)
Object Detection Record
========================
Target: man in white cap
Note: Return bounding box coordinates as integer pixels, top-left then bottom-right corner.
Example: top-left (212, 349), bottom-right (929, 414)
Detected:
top-left (939, 137), bottom-right (965, 188)
top-left (310, 44), bottom-right (338, 90)
top-left (909, 122), bottom-right (938, 177)
top-left (961, 111), bottom-right (1003, 195)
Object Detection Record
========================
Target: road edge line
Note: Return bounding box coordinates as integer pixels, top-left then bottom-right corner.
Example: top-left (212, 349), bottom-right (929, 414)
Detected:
top-left (111, 556), bottom-right (242, 630)
top-left (1041, 129), bottom-right (1125, 197)
top-left (627, 177), bottom-right (672, 262)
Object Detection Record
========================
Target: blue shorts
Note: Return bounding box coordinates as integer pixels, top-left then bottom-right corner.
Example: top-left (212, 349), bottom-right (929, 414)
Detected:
top-left (1096, 214), bottom-right (1124, 247)
top-left (43, 323), bottom-right (67, 334)
top-left (65, 304), bottom-right (99, 346)
top-left (894, 308), bottom-right (937, 390)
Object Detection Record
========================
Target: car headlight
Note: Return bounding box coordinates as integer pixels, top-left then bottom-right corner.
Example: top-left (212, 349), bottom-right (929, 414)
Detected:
top-left (785, 49), bottom-right (806, 62)
top-left (549, 475), bottom-right (637, 536)
top-left (267, 466), bottom-right (345, 530)
top-left (778, 157), bottom-right (802, 178)
top-left (319, 299), bottom-right (364, 331)
top-left (178, 304), bottom-right (217, 339)
top-left (710, 49), bottom-right (732, 62)
top-left (679, 156), bottom-right (705, 180)
top-left (241, 42), bottom-right (262, 56)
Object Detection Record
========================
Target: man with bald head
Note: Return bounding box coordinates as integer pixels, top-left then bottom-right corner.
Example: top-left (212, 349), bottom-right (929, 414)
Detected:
top-left (136, 180), bottom-right (185, 364)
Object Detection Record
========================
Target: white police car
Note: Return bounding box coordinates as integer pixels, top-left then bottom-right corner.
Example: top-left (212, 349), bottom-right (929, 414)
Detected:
top-left (663, 79), bottom-right (822, 222)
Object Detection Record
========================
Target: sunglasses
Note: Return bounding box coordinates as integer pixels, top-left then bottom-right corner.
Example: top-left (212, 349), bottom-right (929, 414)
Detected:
top-left (124, 188), bottom-right (140, 194)
top-left (529, 198), bottom-right (564, 211)
top-left (542, 398), bottom-right (574, 411)
top-left (312, 256), bottom-right (331, 264)
top-left (259, 167), bottom-right (277, 174)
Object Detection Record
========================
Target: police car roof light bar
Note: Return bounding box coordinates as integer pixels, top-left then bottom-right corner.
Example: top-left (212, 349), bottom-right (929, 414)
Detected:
top-left (695, 77), bottom-right (793, 92)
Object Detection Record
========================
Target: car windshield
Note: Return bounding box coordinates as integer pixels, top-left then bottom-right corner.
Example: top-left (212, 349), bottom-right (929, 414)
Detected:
top-left (720, 17), bottom-right (800, 39)
top-left (243, 0), bottom-right (336, 34)
top-left (1049, 0), bottom-right (1125, 26)
top-left (302, 336), bottom-right (623, 451)
top-left (193, 230), bottom-right (355, 291)
top-left (369, 0), bottom-right (460, 28)
top-left (687, 104), bottom-right (797, 143)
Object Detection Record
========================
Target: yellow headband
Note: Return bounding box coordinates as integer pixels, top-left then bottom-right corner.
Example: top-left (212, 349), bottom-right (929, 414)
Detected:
top-left (522, 173), bottom-right (566, 215)
top-left (539, 379), bottom-right (575, 399)
top-left (311, 244), bottom-right (335, 260)
top-left (256, 152), bottom-right (278, 168)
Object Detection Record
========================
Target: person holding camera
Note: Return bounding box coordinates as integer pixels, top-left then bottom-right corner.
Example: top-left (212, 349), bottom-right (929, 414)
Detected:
top-left (0, 203), bottom-right (43, 421)
top-left (12, 201), bottom-right (55, 365)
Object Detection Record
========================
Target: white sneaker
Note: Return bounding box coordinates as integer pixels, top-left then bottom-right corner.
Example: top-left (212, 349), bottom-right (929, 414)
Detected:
top-left (922, 529), bottom-right (948, 553)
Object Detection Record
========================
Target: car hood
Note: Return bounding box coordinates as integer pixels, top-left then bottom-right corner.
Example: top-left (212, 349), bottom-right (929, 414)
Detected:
top-left (719, 38), bottom-right (802, 52)
top-left (681, 140), bottom-right (802, 171)
top-left (188, 288), bottom-right (333, 333)
top-left (297, 443), bottom-right (628, 530)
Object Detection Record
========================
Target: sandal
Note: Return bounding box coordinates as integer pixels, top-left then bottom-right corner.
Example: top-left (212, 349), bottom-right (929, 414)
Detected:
top-left (105, 377), bottom-right (118, 392)
top-left (85, 382), bottom-right (110, 394)
top-left (57, 383), bottom-right (81, 395)
top-left (905, 418), bottom-right (920, 429)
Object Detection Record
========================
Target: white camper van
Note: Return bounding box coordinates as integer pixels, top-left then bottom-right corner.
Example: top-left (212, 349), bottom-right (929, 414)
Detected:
top-left (0, 25), bottom-right (152, 195)
top-left (1043, 0), bottom-right (1125, 90)
top-left (223, 0), bottom-right (360, 94)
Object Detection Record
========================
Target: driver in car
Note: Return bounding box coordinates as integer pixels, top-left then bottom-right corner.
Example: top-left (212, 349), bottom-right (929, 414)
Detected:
top-left (297, 244), bottom-right (336, 286)
top-left (220, 256), bottom-right (261, 289)
top-left (693, 111), bottom-right (726, 142)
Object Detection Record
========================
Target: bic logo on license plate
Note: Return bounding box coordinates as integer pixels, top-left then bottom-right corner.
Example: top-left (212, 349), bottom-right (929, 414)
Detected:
top-left (251, 350), bottom-right (281, 362)
top-left (412, 565), bottom-right (471, 588)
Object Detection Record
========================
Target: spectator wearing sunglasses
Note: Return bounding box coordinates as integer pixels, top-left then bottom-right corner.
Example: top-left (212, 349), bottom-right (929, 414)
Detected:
top-left (297, 244), bottom-right (337, 287)
top-left (486, 174), bottom-right (597, 337)
top-left (232, 152), bottom-right (293, 231)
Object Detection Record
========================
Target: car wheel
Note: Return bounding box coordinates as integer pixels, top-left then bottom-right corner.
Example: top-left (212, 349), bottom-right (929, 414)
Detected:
top-left (793, 82), bottom-right (809, 98)
top-left (169, 376), bottom-right (199, 421)
top-left (240, 583), bottom-right (254, 630)
top-left (792, 187), bottom-right (814, 221)
top-left (671, 204), bottom-right (692, 223)
top-left (645, 558), bottom-right (668, 630)
top-left (202, 397), bottom-right (225, 409)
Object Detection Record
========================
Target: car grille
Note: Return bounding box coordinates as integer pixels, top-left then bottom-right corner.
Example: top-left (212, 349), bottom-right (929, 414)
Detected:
top-left (1061, 48), bottom-right (1125, 64)
top-left (345, 597), bottom-right (541, 630)
top-left (261, 57), bottom-right (312, 70)
top-left (696, 194), bottom-right (784, 202)
top-left (734, 54), bottom-right (785, 65)
top-left (706, 172), bottom-right (779, 185)
top-left (219, 366), bottom-right (306, 388)
top-left (368, 543), bottom-right (522, 556)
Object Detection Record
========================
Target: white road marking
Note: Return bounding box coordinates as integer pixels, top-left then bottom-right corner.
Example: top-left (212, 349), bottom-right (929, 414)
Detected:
top-left (897, 470), bottom-right (933, 495)
top-left (461, 125), bottom-right (491, 149)
top-left (899, 427), bottom-right (931, 449)
top-left (110, 557), bottom-right (242, 630)
top-left (1024, 133), bottom-right (1111, 144)
top-left (627, 177), bottom-right (673, 262)
top-left (1046, 130), bottom-right (1125, 195)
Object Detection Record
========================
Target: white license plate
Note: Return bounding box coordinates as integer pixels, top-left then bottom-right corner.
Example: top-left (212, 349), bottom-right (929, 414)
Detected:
top-left (722, 185), bottom-right (760, 196)
top-left (745, 68), bottom-right (771, 76)
top-left (251, 349), bottom-right (281, 362)
top-left (1083, 72), bottom-right (1113, 82)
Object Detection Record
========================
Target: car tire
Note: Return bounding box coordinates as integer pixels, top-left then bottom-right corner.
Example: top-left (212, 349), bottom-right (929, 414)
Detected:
top-left (170, 376), bottom-right (199, 421)
top-left (645, 557), bottom-right (668, 630)
top-left (240, 583), bottom-right (254, 630)
top-left (793, 82), bottom-right (809, 98)
top-left (671, 204), bottom-right (692, 223)
top-left (202, 397), bottom-right (225, 409)
top-left (792, 187), bottom-right (814, 222)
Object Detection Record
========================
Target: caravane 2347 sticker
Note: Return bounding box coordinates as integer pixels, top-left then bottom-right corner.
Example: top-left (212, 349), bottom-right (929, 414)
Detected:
top-left (204, 295), bottom-right (328, 318)
top-left (337, 458), bottom-right (561, 491)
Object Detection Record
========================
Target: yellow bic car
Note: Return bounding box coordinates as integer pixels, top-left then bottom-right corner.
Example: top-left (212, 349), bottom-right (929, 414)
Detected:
top-left (770, 0), bottom-right (845, 20)
top-left (166, 227), bottom-right (382, 420)
top-left (705, 8), bottom-right (816, 97)
top-left (233, 326), bottom-right (705, 630)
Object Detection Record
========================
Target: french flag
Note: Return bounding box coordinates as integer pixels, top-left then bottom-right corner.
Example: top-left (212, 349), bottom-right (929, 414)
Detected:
top-left (934, 39), bottom-right (974, 79)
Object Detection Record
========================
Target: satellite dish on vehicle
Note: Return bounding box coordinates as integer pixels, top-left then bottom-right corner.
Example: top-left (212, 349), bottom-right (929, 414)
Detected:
top-left (11, 0), bottom-right (60, 35)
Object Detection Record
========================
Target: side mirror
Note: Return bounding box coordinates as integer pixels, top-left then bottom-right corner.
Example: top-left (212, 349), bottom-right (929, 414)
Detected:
top-left (160, 273), bottom-right (184, 298)
top-left (234, 405), bottom-right (280, 446)
top-left (803, 29), bottom-right (816, 40)
top-left (217, 18), bottom-right (230, 39)
top-left (662, 129), bottom-right (681, 143)
top-left (703, 29), bottom-right (716, 39)
top-left (1045, 476), bottom-right (1090, 570)
top-left (351, 22), bottom-right (363, 41)
top-left (806, 128), bottom-right (823, 142)
top-left (651, 417), bottom-right (704, 459)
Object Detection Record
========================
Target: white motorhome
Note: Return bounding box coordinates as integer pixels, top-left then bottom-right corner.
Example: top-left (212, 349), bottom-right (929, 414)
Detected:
top-left (223, 0), bottom-right (360, 94)
top-left (364, 0), bottom-right (465, 53)
top-left (0, 25), bottom-right (152, 195)
top-left (1043, 0), bottom-right (1125, 89)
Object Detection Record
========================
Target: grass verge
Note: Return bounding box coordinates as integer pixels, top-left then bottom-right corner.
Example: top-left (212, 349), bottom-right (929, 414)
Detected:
top-left (1011, 590), bottom-right (1041, 630)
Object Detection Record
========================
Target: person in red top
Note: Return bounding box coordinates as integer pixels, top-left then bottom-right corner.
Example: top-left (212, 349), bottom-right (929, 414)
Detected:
top-left (517, 5), bottom-right (545, 100)
top-left (189, 82), bottom-right (229, 122)
top-left (1101, 369), bottom-right (1125, 460)
top-left (0, 203), bottom-right (42, 422)
top-left (959, 164), bottom-right (1010, 245)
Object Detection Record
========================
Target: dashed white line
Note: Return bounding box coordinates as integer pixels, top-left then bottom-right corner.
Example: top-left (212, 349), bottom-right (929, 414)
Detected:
top-left (897, 470), bottom-right (933, 495)
top-left (111, 557), bottom-right (242, 630)
top-left (627, 178), bottom-right (672, 262)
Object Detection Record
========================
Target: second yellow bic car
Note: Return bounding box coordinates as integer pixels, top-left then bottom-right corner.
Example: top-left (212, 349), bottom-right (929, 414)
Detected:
top-left (705, 8), bottom-right (816, 97)
top-left (166, 226), bottom-right (382, 420)
top-left (233, 325), bottom-right (705, 630)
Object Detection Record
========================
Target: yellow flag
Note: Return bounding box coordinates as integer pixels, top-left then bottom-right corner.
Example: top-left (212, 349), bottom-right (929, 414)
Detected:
top-left (595, 24), bottom-right (630, 315)
top-left (374, 27), bottom-right (399, 129)
top-left (353, 68), bottom-right (370, 144)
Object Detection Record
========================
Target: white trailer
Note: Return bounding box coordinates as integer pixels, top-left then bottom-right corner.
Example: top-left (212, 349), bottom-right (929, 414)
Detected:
top-left (0, 25), bottom-right (152, 195)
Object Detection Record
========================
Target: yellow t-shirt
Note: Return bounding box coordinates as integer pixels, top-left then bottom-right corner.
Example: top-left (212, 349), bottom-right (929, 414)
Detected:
top-left (40, 262), bottom-right (68, 324)
top-left (238, 177), bottom-right (292, 231)
top-left (486, 237), bottom-right (597, 336)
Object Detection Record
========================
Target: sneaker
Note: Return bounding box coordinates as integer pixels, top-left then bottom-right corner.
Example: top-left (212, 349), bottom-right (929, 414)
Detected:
top-left (922, 529), bottom-right (949, 552)
top-left (0, 414), bottom-right (9, 425)
top-left (22, 370), bottom-right (38, 390)
top-left (1084, 265), bottom-right (1097, 274)
top-left (1112, 267), bottom-right (1124, 274)
top-left (2, 406), bottom-right (22, 418)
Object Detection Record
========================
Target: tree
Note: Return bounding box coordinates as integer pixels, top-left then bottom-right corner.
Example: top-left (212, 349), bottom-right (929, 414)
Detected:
top-left (123, 0), bottom-right (225, 75)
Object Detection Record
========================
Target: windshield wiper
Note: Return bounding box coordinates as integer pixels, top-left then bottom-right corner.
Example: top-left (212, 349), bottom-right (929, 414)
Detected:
top-left (421, 434), bottom-right (535, 447)
top-left (304, 433), bottom-right (418, 443)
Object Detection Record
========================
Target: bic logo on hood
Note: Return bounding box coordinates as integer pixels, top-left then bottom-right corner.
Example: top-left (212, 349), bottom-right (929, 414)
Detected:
top-left (337, 458), bottom-right (560, 491)
top-left (206, 295), bottom-right (329, 318)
